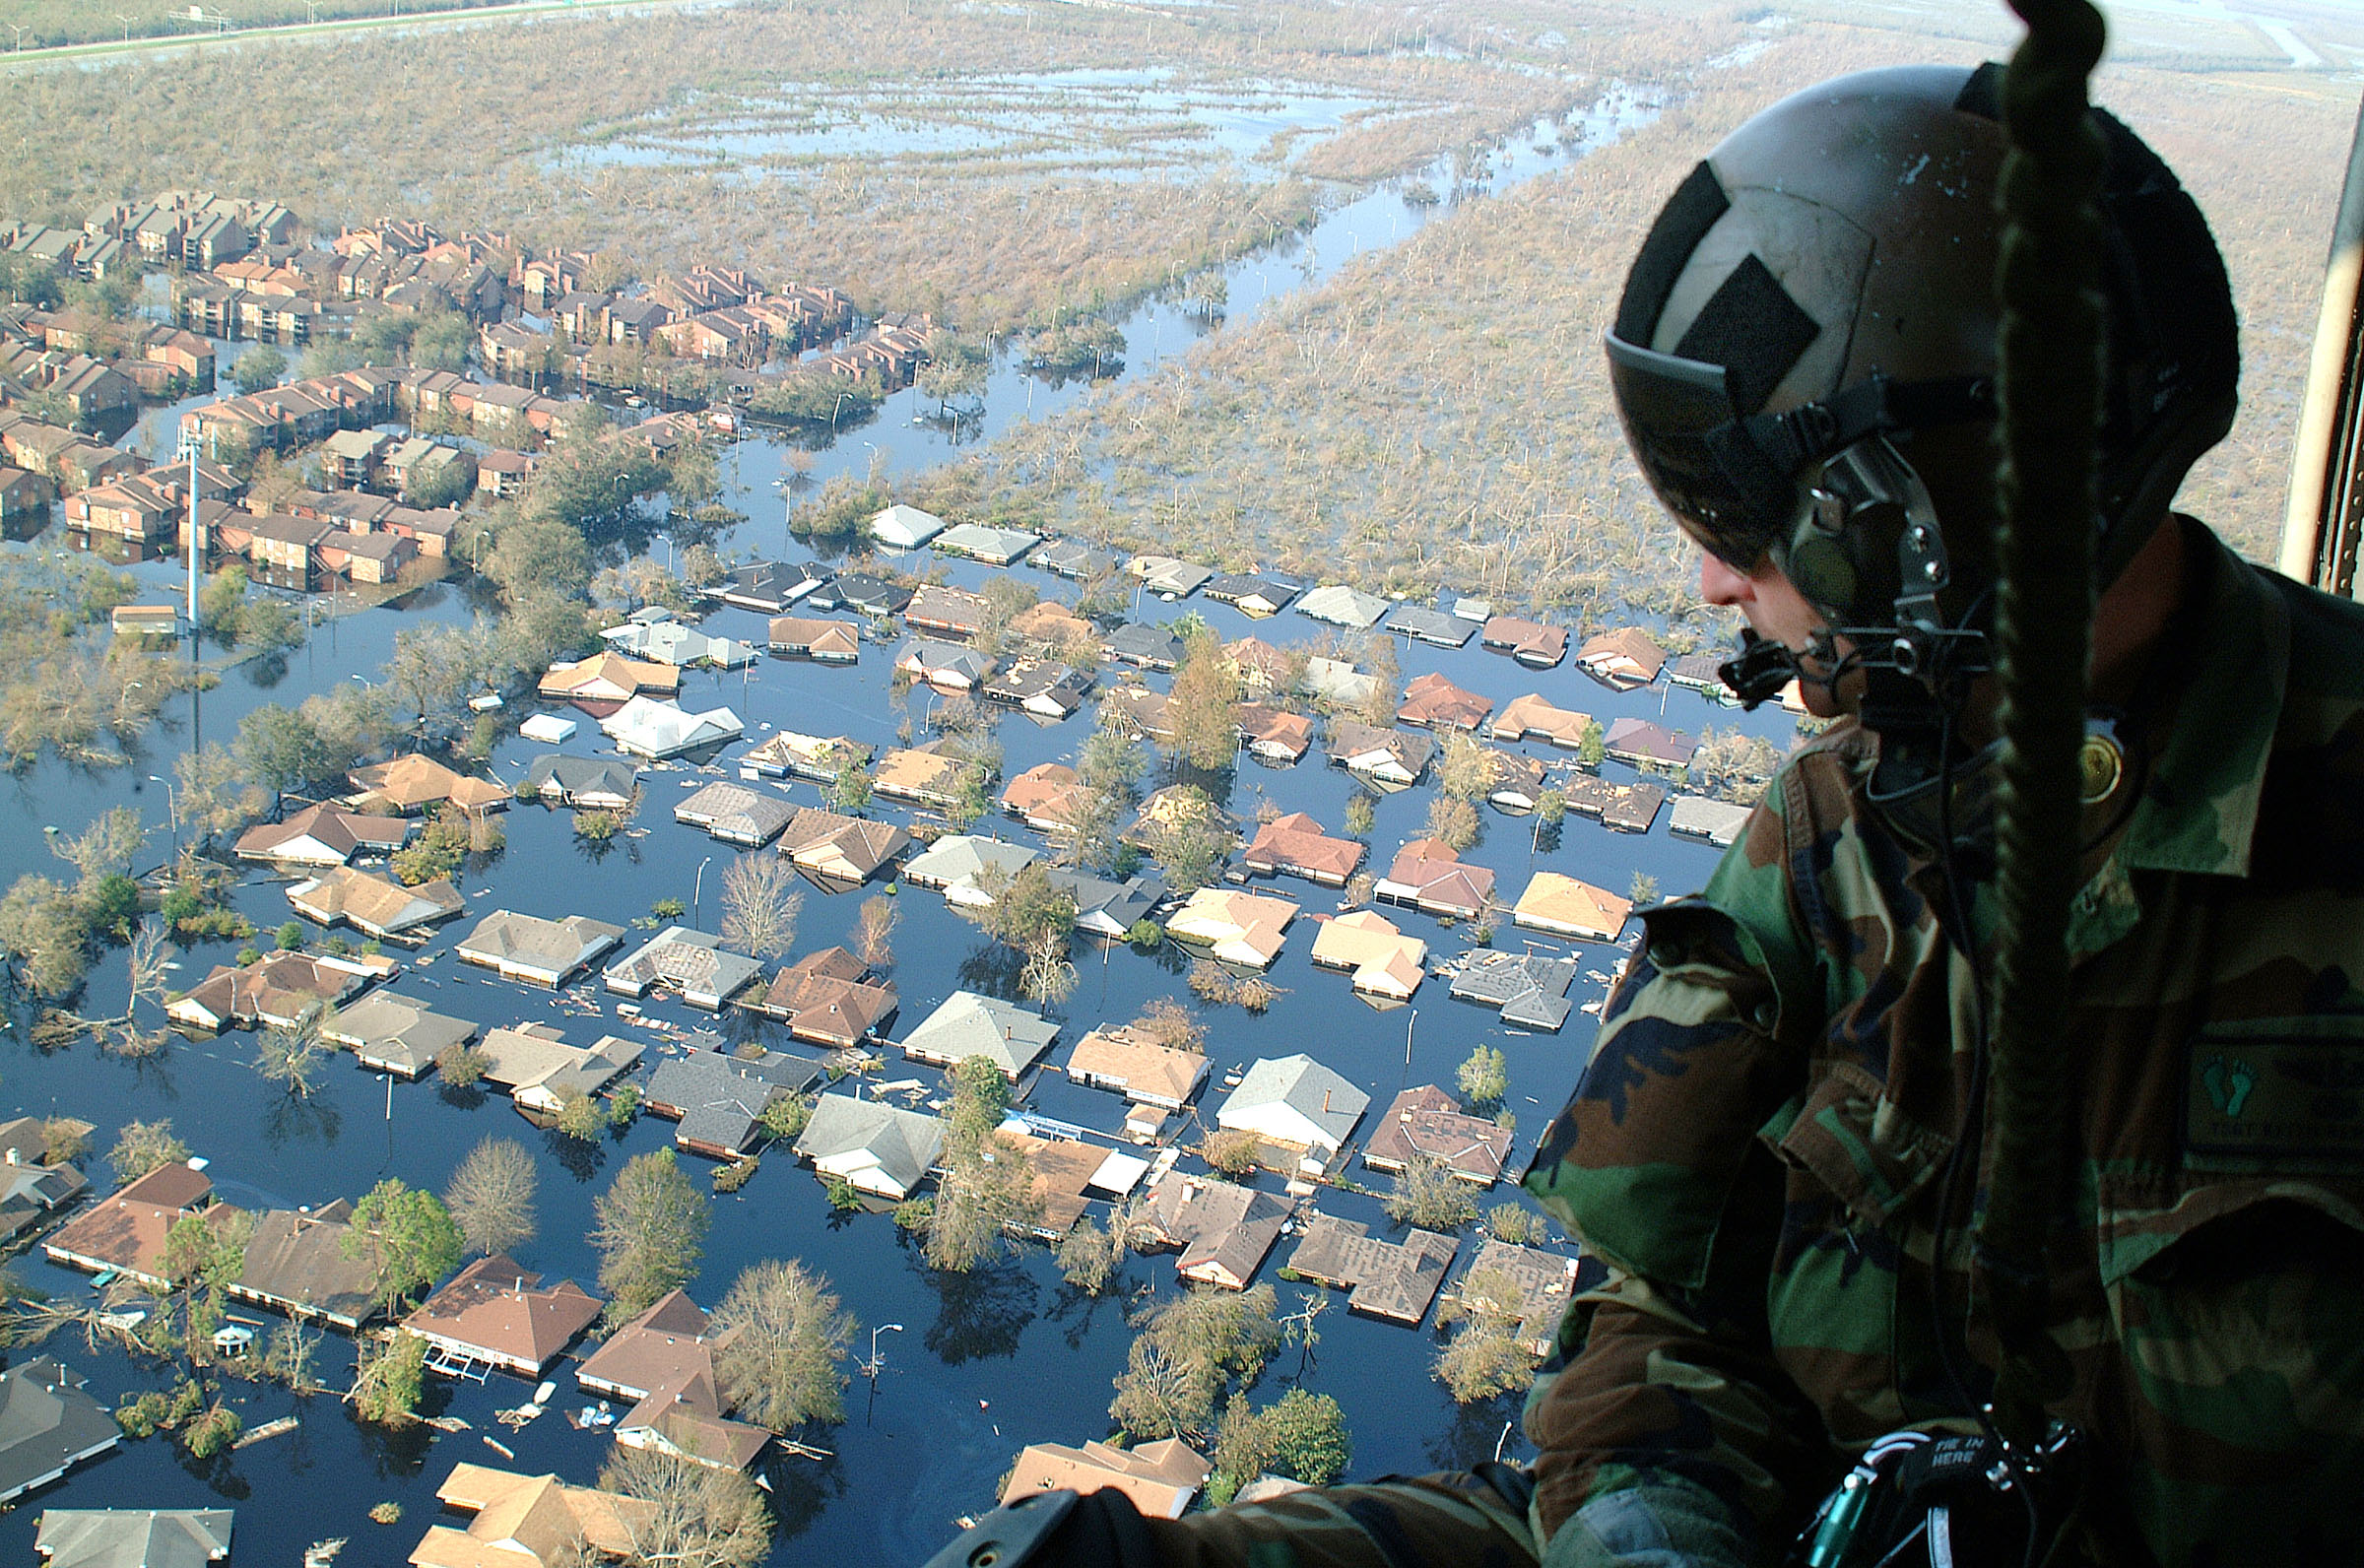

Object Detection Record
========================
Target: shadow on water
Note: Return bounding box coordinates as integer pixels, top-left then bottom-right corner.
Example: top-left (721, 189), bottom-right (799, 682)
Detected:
top-left (953, 941), bottom-right (1024, 1003)
top-left (260, 1088), bottom-right (342, 1151)
top-left (760, 1446), bottom-right (848, 1545)
top-left (918, 1257), bottom-right (1039, 1366)
top-left (1423, 1391), bottom-right (1527, 1471)
top-left (543, 1124), bottom-right (611, 1183)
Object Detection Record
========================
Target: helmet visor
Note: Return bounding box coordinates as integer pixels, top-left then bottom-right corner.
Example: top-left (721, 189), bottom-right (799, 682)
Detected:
top-left (1605, 331), bottom-right (1798, 569)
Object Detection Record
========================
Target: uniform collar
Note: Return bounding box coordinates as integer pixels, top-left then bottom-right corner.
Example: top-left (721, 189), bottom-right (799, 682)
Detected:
top-left (2114, 521), bottom-right (2287, 879)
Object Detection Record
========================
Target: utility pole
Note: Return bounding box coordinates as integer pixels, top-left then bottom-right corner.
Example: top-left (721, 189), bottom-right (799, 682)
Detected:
top-left (186, 435), bottom-right (201, 638)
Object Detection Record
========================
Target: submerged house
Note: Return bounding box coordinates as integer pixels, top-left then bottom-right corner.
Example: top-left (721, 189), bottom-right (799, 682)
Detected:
top-left (1164, 888), bottom-right (1296, 969)
top-left (1136, 1171), bottom-right (1287, 1291)
top-left (165, 949), bottom-right (385, 1032)
top-left (1396, 672), bottom-right (1493, 732)
top-left (750, 947), bottom-right (898, 1048)
top-left (1240, 812), bottom-right (1364, 887)
top-left (1361, 1084), bottom-right (1513, 1184)
top-left (1576, 627), bottom-right (1667, 690)
top-left (476, 1024), bottom-right (643, 1117)
top-left (1306, 910), bottom-right (1427, 1001)
top-left (1215, 1054), bottom-right (1369, 1169)
top-left (1001, 1437), bottom-right (1212, 1519)
top-left (1448, 950), bottom-right (1580, 1032)
top-left (600, 696), bottom-right (744, 759)
top-left (1511, 873), bottom-right (1634, 943)
top-left (643, 1048), bottom-right (822, 1158)
top-left (1284, 1212), bottom-right (1458, 1325)
top-left (1065, 1023), bottom-right (1209, 1112)
top-left (901, 833), bottom-right (1036, 907)
top-left (0, 1360), bottom-right (118, 1506)
top-left (574, 1290), bottom-right (772, 1471)
top-left (776, 808), bottom-right (908, 884)
top-left (601, 928), bottom-right (764, 1011)
top-left (793, 1095), bottom-right (945, 1201)
top-left (898, 991), bottom-right (1058, 1079)
top-left (1325, 721), bottom-right (1433, 787)
top-left (454, 910), bottom-right (625, 987)
top-left (1489, 692), bottom-right (1592, 751)
top-left (285, 865), bottom-right (462, 941)
top-left (409, 1465), bottom-right (655, 1568)
top-left (521, 754), bottom-right (638, 810)
top-left (403, 1254), bottom-right (604, 1379)
top-left (673, 781), bottom-right (796, 847)
top-left (232, 803), bottom-right (410, 867)
top-left (33, 1510), bottom-right (234, 1568)
top-left (319, 991), bottom-right (477, 1076)
top-left (766, 616), bottom-right (860, 664)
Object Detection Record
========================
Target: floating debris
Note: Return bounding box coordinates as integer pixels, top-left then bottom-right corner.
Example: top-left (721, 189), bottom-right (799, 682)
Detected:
top-left (303, 1538), bottom-right (346, 1568)
top-left (232, 1415), bottom-right (298, 1449)
top-left (483, 1435), bottom-right (516, 1459)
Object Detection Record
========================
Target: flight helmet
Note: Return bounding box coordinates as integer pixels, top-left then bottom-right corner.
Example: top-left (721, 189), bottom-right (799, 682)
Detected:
top-left (1605, 62), bottom-right (2238, 640)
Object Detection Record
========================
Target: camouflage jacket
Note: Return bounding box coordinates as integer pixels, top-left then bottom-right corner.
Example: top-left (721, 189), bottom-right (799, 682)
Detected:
top-left (1522, 523), bottom-right (2364, 1567)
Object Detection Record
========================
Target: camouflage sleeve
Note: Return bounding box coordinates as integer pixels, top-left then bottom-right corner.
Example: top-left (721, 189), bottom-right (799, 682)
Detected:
top-left (1520, 862), bottom-right (1833, 1556)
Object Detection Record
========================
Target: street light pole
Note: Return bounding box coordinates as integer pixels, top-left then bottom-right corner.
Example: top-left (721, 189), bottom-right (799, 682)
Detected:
top-left (692, 855), bottom-right (712, 928)
top-left (148, 774), bottom-right (178, 848)
top-left (864, 1322), bottom-right (904, 1382)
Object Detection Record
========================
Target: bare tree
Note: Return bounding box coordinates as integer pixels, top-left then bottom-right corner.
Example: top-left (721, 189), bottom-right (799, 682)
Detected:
top-left (253, 1004), bottom-right (330, 1098)
top-left (444, 1136), bottom-right (539, 1257)
top-left (854, 893), bottom-right (897, 970)
top-left (49, 807), bottom-right (147, 885)
top-left (716, 852), bottom-right (803, 959)
top-left (108, 1118), bottom-right (189, 1183)
top-left (598, 1447), bottom-right (772, 1568)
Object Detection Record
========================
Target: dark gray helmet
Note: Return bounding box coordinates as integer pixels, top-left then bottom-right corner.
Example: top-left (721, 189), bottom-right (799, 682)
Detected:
top-left (1606, 62), bottom-right (2238, 629)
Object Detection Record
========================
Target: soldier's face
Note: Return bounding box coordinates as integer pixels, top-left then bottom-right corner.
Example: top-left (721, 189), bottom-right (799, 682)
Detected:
top-left (1697, 549), bottom-right (1850, 717)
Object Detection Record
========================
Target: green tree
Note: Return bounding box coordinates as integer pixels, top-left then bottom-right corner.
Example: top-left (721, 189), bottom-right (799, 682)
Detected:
top-left (0, 875), bottom-right (93, 998)
top-left (484, 515), bottom-right (594, 603)
top-left (593, 1150), bottom-right (711, 1325)
top-left (1577, 719), bottom-right (1606, 769)
top-left (597, 1445), bottom-right (773, 1568)
top-left (1435, 732), bottom-right (1495, 804)
top-left (708, 1259), bottom-right (854, 1431)
top-left (1166, 626), bottom-right (1241, 771)
top-left (1108, 1283), bottom-right (1282, 1441)
top-left (234, 703), bottom-right (330, 804)
top-left (1484, 1203), bottom-right (1550, 1247)
top-left (443, 1136), bottom-right (537, 1257)
top-left (351, 1332), bottom-right (427, 1426)
top-left (1382, 1154), bottom-right (1478, 1231)
top-left (343, 1178), bottom-right (464, 1315)
top-left (827, 754), bottom-right (873, 814)
top-left (1343, 791), bottom-right (1376, 839)
top-left (1224, 1387), bottom-right (1348, 1487)
top-left (230, 344), bottom-right (286, 393)
top-left (48, 807), bottom-right (146, 885)
top-left (253, 1005), bottom-right (329, 1097)
top-left (1456, 1044), bottom-right (1508, 1110)
top-left (1423, 795), bottom-right (1480, 853)
top-left (108, 1119), bottom-right (189, 1183)
top-left (412, 311), bottom-right (473, 372)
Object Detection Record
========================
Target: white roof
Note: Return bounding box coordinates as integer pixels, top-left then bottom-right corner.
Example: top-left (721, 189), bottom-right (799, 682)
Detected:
top-left (519, 714), bottom-right (577, 743)
top-left (1298, 584), bottom-right (1390, 628)
top-left (870, 503), bottom-right (946, 548)
top-left (1670, 794), bottom-right (1754, 847)
top-left (1217, 1054), bottom-right (1369, 1151)
top-left (599, 696), bottom-right (744, 758)
top-left (1088, 1149), bottom-right (1151, 1196)
top-left (899, 990), bottom-right (1059, 1077)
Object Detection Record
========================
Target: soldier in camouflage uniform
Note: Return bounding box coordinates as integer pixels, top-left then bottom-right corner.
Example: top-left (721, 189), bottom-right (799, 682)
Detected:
top-left (924, 62), bottom-right (2364, 1568)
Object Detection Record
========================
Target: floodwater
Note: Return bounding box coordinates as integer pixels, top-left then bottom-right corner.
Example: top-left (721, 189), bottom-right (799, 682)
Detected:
top-left (0, 75), bottom-right (1759, 1568)
top-left (0, 518), bottom-right (1798, 1564)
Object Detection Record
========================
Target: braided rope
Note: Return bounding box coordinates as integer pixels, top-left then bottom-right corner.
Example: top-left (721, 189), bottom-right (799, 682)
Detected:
top-left (1982, 0), bottom-right (2110, 1444)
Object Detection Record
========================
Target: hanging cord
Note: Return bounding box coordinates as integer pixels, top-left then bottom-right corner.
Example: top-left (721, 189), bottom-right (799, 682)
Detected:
top-left (1982, 0), bottom-right (2109, 1450)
